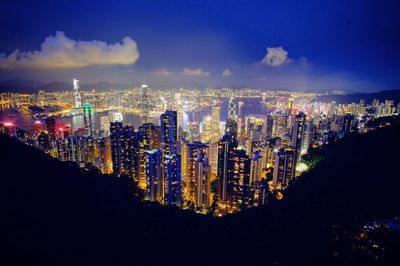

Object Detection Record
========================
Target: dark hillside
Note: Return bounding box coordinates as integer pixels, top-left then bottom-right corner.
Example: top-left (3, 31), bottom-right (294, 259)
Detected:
top-left (1, 124), bottom-right (400, 265)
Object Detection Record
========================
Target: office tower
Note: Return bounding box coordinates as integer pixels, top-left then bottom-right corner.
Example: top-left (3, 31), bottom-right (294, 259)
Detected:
top-left (160, 110), bottom-right (178, 157)
top-left (209, 142), bottom-right (219, 180)
top-left (84, 137), bottom-right (96, 164)
top-left (83, 102), bottom-right (94, 136)
top-left (250, 150), bottom-right (263, 185)
top-left (145, 149), bottom-right (162, 202)
top-left (291, 112), bottom-right (306, 167)
top-left (186, 142), bottom-right (210, 210)
top-left (272, 148), bottom-right (296, 188)
top-left (217, 133), bottom-right (238, 203)
top-left (188, 121), bottom-right (201, 143)
top-left (245, 115), bottom-right (267, 142)
top-left (110, 122), bottom-right (124, 176)
top-left (65, 136), bottom-right (77, 162)
top-left (55, 136), bottom-right (67, 161)
top-left (140, 84), bottom-right (151, 123)
top-left (180, 140), bottom-right (188, 197)
top-left (163, 154), bottom-right (182, 207)
top-left (301, 118), bottom-right (314, 155)
top-left (138, 123), bottom-right (161, 149)
top-left (45, 116), bottom-right (56, 140)
top-left (211, 104), bottom-right (221, 143)
top-left (134, 131), bottom-right (148, 189)
top-left (225, 98), bottom-right (238, 138)
top-left (201, 116), bottom-right (212, 143)
top-left (99, 116), bottom-right (110, 136)
top-left (72, 78), bottom-right (82, 115)
top-left (272, 112), bottom-right (289, 137)
top-left (231, 148), bottom-right (251, 211)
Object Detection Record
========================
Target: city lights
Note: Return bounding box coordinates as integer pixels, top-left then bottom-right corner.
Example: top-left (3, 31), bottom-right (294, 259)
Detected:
top-left (1, 81), bottom-right (399, 216)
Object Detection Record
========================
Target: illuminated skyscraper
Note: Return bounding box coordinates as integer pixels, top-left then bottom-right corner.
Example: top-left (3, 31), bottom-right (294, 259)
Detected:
top-left (230, 148), bottom-right (251, 211)
top-left (138, 123), bottom-right (161, 150)
top-left (272, 112), bottom-right (289, 137)
top-left (140, 84), bottom-right (151, 123)
top-left (99, 116), bottom-right (110, 136)
top-left (250, 150), bottom-right (263, 185)
top-left (110, 122), bottom-right (124, 176)
top-left (160, 110), bottom-right (178, 157)
top-left (186, 142), bottom-right (210, 210)
top-left (163, 154), bottom-right (182, 207)
top-left (73, 78), bottom-right (82, 115)
top-left (217, 133), bottom-right (238, 203)
top-left (291, 112), bottom-right (306, 152)
top-left (145, 149), bottom-right (162, 202)
top-left (211, 104), bottom-right (221, 143)
top-left (83, 102), bottom-right (94, 136)
top-left (225, 98), bottom-right (238, 138)
top-left (272, 148), bottom-right (296, 188)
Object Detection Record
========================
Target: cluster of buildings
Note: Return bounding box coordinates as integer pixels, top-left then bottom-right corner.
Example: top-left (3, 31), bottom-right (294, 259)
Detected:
top-left (1, 83), bottom-right (399, 216)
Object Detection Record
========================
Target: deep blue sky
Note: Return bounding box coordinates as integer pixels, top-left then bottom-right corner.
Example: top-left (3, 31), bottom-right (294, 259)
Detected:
top-left (1, 0), bottom-right (400, 91)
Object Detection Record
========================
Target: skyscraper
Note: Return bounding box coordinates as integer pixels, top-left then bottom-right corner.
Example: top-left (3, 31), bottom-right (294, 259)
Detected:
top-left (186, 142), bottom-right (210, 210)
top-left (231, 148), bottom-right (251, 211)
top-left (217, 133), bottom-right (238, 203)
top-left (160, 110), bottom-right (178, 157)
top-left (225, 98), bottom-right (238, 138)
top-left (291, 112), bottom-right (306, 151)
top-left (163, 153), bottom-right (182, 207)
top-left (72, 78), bottom-right (82, 115)
top-left (145, 149), bottom-right (162, 202)
top-left (110, 122), bottom-right (124, 176)
top-left (272, 148), bottom-right (296, 188)
top-left (83, 102), bottom-right (94, 136)
top-left (139, 123), bottom-right (161, 150)
top-left (272, 111), bottom-right (289, 137)
top-left (140, 84), bottom-right (151, 123)
top-left (211, 104), bottom-right (221, 143)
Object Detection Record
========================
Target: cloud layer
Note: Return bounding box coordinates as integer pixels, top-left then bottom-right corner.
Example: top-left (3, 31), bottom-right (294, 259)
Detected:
top-left (0, 31), bottom-right (139, 69)
top-left (222, 68), bottom-right (232, 77)
top-left (153, 68), bottom-right (174, 76)
top-left (261, 47), bottom-right (292, 66)
top-left (182, 67), bottom-right (210, 76)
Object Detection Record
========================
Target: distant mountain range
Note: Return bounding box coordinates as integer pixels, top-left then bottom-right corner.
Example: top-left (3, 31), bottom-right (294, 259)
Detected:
top-left (316, 89), bottom-right (400, 104)
top-left (0, 79), bottom-right (132, 93)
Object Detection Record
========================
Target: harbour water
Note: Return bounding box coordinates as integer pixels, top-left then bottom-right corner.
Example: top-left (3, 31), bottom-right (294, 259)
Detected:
top-left (0, 97), bottom-right (270, 133)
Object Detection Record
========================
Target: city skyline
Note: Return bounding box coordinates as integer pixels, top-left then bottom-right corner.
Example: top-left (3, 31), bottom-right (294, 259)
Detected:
top-left (1, 1), bottom-right (400, 91)
top-left (1, 2), bottom-right (400, 265)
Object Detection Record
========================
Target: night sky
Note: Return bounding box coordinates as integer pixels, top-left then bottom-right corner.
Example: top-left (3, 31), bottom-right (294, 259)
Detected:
top-left (1, 0), bottom-right (400, 91)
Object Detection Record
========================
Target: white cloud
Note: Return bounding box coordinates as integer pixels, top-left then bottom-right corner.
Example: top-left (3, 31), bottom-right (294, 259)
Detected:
top-left (182, 67), bottom-right (210, 76)
top-left (261, 47), bottom-right (292, 66)
top-left (153, 68), bottom-right (174, 76)
top-left (222, 68), bottom-right (232, 77)
top-left (0, 31), bottom-right (139, 69)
